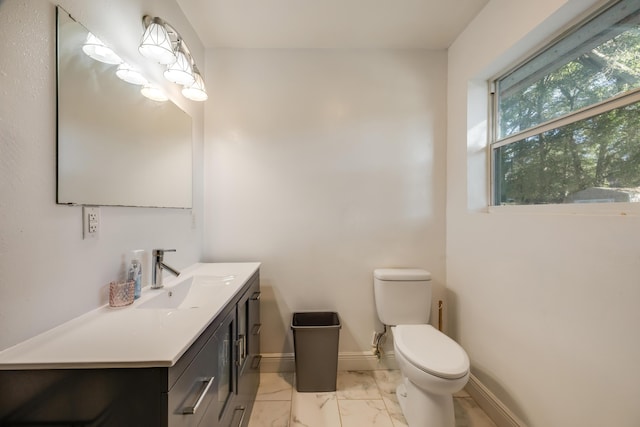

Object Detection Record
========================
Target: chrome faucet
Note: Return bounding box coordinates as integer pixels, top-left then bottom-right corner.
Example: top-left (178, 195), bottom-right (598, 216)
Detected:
top-left (152, 249), bottom-right (181, 289)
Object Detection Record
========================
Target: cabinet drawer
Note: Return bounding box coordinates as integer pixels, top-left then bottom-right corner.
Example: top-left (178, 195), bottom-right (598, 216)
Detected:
top-left (167, 333), bottom-right (217, 427)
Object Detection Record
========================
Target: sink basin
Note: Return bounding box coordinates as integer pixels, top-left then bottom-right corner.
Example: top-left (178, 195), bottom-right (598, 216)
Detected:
top-left (137, 275), bottom-right (236, 310)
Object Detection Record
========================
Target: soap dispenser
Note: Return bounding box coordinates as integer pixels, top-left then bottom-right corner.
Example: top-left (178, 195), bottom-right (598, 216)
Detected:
top-left (129, 250), bottom-right (144, 299)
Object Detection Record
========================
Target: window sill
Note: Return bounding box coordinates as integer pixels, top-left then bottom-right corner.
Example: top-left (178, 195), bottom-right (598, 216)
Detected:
top-left (486, 202), bottom-right (640, 216)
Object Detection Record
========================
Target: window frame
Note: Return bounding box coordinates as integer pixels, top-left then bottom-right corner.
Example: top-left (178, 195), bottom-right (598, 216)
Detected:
top-left (488, 0), bottom-right (640, 208)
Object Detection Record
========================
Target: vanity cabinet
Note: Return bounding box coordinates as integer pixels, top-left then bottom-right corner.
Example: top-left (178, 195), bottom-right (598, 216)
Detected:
top-left (217, 275), bottom-right (261, 427)
top-left (201, 273), bottom-right (261, 427)
top-left (0, 270), bottom-right (261, 427)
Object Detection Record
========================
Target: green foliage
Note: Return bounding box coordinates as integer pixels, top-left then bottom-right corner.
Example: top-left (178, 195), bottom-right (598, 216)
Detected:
top-left (495, 28), bottom-right (640, 205)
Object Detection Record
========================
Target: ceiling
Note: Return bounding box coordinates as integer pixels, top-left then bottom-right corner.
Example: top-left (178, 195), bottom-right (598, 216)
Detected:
top-left (176, 0), bottom-right (489, 49)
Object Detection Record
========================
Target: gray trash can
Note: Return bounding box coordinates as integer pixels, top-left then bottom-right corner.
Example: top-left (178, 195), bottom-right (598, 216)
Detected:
top-left (291, 312), bottom-right (341, 392)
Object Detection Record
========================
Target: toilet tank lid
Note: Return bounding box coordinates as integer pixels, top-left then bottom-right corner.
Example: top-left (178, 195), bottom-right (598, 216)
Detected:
top-left (374, 268), bottom-right (431, 281)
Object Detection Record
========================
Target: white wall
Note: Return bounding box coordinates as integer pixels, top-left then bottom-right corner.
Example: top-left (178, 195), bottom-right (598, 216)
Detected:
top-left (447, 0), bottom-right (640, 426)
top-left (0, 0), bottom-right (204, 351)
top-left (203, 49), bottom-right (448, 355)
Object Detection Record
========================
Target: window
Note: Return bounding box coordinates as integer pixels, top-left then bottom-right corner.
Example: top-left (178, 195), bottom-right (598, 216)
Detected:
top-left (491, 0), bottom-right (640, 205)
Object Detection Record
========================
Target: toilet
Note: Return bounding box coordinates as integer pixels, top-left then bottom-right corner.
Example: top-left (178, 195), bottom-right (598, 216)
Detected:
top-left (374, 268), bottom-right (470, 427)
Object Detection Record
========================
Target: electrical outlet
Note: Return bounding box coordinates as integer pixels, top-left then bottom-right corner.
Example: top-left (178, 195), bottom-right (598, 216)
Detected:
top-left (83, 206), bottom-right (100, 239)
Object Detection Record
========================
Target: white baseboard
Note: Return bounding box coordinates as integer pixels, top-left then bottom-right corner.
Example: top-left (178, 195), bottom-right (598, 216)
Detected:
top-left (465, 374), bottom-right (527, 427)
top-left (338, 351), bottom-right (398, 371)
top-left (259, 353), bottom-right (295, 373)
top-left (258, 351), bottom-right (398, 373)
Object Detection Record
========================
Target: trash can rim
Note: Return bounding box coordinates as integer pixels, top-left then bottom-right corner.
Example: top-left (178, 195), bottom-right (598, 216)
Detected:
top-left (291, 311), bottom-right (341, 329)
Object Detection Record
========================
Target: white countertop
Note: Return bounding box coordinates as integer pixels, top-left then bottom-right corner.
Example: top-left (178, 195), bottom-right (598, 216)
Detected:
top-left (0, 262), bottom-right (260, 370)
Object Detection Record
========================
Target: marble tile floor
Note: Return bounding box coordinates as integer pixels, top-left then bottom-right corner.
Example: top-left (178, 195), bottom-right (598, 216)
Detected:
top-left (248, 370), bottom-right (497, 427)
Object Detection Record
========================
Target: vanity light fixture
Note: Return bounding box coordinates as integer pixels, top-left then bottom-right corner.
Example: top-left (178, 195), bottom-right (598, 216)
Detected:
top-left (82, 32), bottom-right (122, 64)
top-left (81, 16), bottom-right (206, 102)
top-left (139, 15), bottom-right (208, 102)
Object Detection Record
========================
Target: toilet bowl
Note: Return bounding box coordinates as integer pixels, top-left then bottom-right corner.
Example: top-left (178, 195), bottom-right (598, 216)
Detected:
top-left (373, 268), bottom-right (470, 427)
top-left (393, 324), bottom-right (469, 426)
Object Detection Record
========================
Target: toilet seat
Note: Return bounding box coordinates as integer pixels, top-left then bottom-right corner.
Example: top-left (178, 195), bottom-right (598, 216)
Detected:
top-left (394, 324), bottom-right (469, 380)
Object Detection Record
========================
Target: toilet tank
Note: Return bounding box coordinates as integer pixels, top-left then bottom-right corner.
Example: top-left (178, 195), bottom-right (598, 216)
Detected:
top-left (374, 268), bottom-right (431, 325)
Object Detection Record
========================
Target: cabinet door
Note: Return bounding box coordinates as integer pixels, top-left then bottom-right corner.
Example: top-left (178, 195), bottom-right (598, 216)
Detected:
top-left (236, 292), bottom-right (248, 374)
top-left (236, 278), bottom-right (261, 378)
top-left (200, 309), bottom-right (236, 427)
top-left (0, 369), bottom-right (164, 426)
top-left (200, 274), bottom-right (260, 427)
top-left (235, 278), bottom-right (261, 427)
top-left (167, 332), bottom-right (217, 427)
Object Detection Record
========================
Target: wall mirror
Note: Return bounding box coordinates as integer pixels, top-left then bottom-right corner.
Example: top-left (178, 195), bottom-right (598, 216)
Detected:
top-left (56, 8), bottom-right (193, 208)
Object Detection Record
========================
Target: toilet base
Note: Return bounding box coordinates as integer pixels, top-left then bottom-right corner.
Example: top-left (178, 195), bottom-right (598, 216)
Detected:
top-left (397, 378), bottom-right (455, 427)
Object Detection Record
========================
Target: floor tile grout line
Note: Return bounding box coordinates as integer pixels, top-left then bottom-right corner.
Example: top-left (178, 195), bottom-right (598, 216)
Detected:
top-left (336, 393), bottom-right (344, 427)
top-left (288, 378), bottom-right (293, 427)
top-left (288, 375), bottom-right (293, 426)
top-left (373, 371), bottom-right (403, 426)
top-left (375, 374), bottom-right (395, 424)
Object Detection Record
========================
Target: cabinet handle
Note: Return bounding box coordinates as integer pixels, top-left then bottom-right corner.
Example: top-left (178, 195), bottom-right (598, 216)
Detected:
top-left (182, 376), bottom-right (214, 415)
top-left (231, 406), bottom-right (246, 427)
top-left (236, 335), bottom-right (246, 366)
top-left (251, 355), bottom-right (262, 369)
top-left (250, 292), bottom-right (261, 301)
top-left (252, 323), bottom-right (262, 335)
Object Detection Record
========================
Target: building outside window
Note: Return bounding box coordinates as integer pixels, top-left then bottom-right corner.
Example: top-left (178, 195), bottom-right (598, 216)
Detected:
top-left (491, 0), bottom-right (640, 205)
